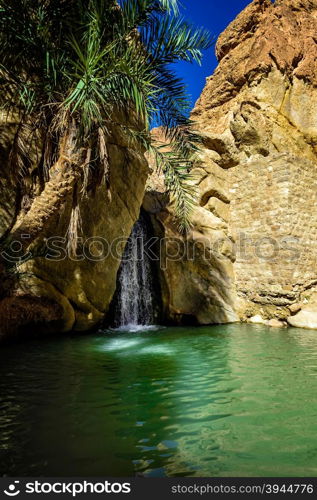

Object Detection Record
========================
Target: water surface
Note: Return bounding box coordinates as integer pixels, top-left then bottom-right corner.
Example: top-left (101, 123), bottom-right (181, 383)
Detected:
top-left (1, 324), bottom-right (317, 477)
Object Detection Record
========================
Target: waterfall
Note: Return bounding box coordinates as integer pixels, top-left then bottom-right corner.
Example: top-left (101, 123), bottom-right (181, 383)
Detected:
top-left (113, 214), bottom-right (155, 330)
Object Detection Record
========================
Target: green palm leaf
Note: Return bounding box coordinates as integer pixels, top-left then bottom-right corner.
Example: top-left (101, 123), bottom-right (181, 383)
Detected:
top-left (0, 0), bottom-right (213, 231)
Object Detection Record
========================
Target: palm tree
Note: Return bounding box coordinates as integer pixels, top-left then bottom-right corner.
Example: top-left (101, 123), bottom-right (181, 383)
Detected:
top-left (0, 0), bottom-right (212, 263)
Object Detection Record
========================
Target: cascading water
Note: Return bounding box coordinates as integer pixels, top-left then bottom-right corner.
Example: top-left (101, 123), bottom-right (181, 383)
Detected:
top-left (113, 213), bottom-right (156, 330)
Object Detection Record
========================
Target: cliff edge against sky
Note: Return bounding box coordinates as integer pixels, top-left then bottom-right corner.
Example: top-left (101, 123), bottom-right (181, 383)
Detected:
top-left (147, 0), bottom-right (317, 327)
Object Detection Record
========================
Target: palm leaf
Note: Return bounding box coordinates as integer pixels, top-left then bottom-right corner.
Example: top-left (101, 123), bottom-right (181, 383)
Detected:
top-left (0, 0), bottom-right (213, 231)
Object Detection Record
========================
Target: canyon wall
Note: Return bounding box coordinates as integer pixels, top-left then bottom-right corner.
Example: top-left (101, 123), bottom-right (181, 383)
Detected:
top-left (146, 0), bottom-right (317, 327)
top-left (0, 123), bottom-right (148, 338)
top-left (144, 128), bottom-right (238, 325)
top-left (2, 0), bottom-right (317, 336)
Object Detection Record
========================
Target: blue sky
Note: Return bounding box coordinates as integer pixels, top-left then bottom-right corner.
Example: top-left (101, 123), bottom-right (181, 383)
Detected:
top-left (177, 0), bottom-right (251, 108)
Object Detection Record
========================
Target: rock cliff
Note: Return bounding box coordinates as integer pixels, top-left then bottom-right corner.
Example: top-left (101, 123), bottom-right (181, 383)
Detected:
top-left (146, 0), bottom-right (317, 327)
top-left (2, 0), bottom-right (317, 335)
top-left (0, 122), bottom-right (148, 339)
top-left (144, 128), bottom-right (238, 325)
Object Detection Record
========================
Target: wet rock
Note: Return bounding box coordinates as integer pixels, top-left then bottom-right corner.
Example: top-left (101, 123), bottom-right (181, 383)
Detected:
top-left (287, 310), bottom-right (317, 330)
top-left (248, 315), bottom-right (266, 325)
top-left (267, 319), bottom-right (286, 328)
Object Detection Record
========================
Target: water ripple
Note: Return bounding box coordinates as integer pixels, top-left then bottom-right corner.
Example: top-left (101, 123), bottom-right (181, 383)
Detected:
top-left (1, 324), bottom-right (317, 477)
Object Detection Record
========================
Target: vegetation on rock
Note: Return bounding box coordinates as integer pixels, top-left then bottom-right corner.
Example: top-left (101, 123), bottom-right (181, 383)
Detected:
top-left (0, 0), bottom-right (212, 259)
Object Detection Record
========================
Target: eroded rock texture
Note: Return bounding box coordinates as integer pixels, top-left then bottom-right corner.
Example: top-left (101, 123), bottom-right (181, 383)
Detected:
top-left (147, 0), bottom-right (317, 325)
top-left (0, 121), bottom-right (148, 339)
top-left (195, 0), bottom-right (317, 323)
top-left (144, 129), bottom-right (238, 326)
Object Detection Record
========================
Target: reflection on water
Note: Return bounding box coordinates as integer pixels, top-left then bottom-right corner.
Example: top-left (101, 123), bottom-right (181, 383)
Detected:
top-left (0, 324), bottom-right (317, 477)
top-left (101, 338), bottom-right (148, 351)
top-left (110, 325), bottom-right (161, 334)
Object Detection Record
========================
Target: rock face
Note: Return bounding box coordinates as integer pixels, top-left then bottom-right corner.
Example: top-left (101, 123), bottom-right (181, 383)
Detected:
top-left (144, 130), bottom-right (238, 325)
top-left (146, 0), bottom-right (317, 326)
top-left (192, 0), bottom-right (317, 324)
top-left (0, 123), bottom-right (148, 339)
top-left (2, 0), bottom-right (317, 335)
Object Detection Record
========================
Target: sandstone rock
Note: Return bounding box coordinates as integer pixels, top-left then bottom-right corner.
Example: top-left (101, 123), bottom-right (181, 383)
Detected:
top-left (0, 123), bottom-right (149, 338)
top-left (287, 291), bottom-right (317, 329)
top-left (248, 315), bottom-right (266, 325)
top-left (144, 195), bottom-right (238, 325)
top-left (289, 303), bottom-right (303, 315)
top-left (190, 0), bottom-right (317, 323)
top-left (29, 140), bottom-right (148, 333)
top-left (287, 310), bottom-right (317, 330)
top-left (145, 129), bottom-right (238, 325)
top-left (267, 319), bottom-right (286, 328)
top-left (144, 1), bottom-right (317, 327)
top-left (193, 0), bottom-right (317, 119)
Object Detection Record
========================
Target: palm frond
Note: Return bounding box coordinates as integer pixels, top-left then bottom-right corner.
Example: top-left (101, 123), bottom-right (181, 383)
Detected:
top-left (0, 0), bottom-right (213, 231)
top-left (150, 142), bottom-right (197, 233)
top-left (140, 13), bottom-right (212, 65)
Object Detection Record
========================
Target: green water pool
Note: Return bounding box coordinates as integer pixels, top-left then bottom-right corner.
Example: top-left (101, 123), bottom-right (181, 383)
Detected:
top-left (0, 324), bottom-right (317, 477)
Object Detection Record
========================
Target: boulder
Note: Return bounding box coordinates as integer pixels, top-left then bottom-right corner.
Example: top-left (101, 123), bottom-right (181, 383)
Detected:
top-left (267, 319), bottom-right (286, 328)
top-left (248, 315), bottom-right (266, 325)
top-left (289, 303), bottom-right (303, 315)
top-left (287, 310), bottom-right (317, 330)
